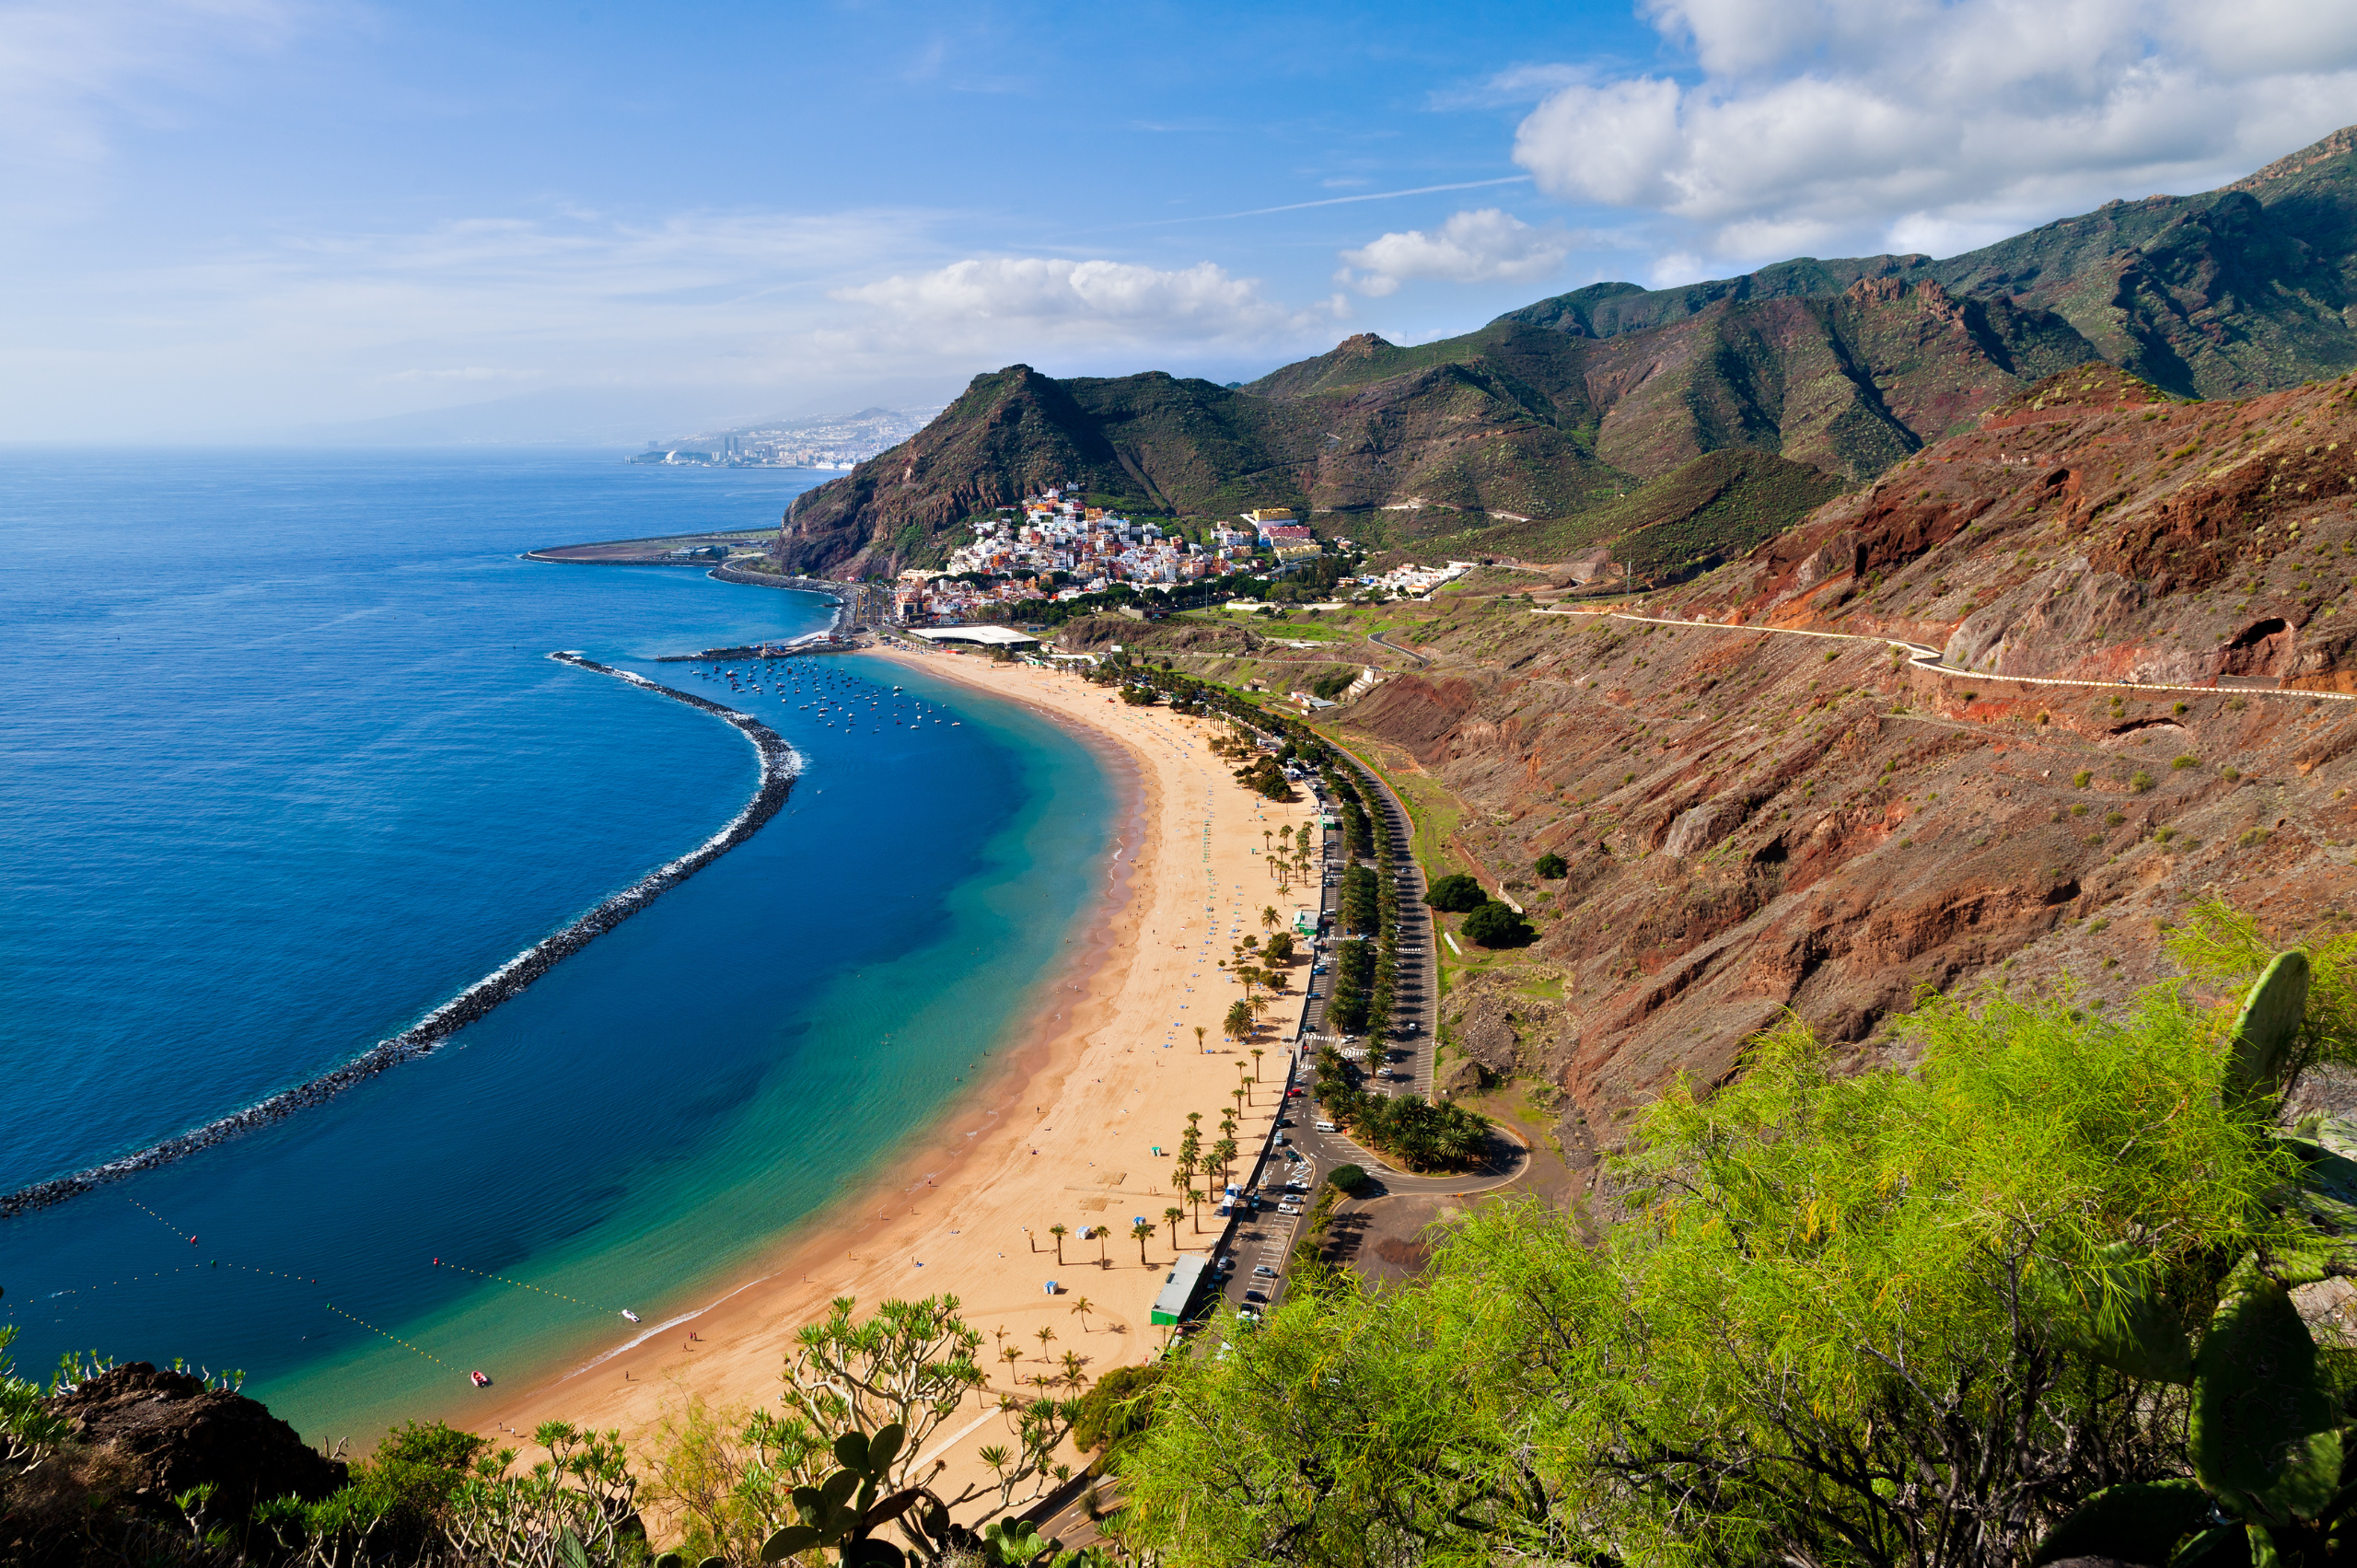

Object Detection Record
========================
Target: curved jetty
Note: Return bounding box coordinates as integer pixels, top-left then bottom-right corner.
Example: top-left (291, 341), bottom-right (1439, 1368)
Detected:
top-left (0, 656), bottom-right (798, 1221)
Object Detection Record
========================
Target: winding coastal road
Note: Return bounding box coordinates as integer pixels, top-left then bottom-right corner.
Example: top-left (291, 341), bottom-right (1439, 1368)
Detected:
top-left (1536, 605), bottom-right (2354, 704)
top-left (1367, 627), bottom-right (1432, 669)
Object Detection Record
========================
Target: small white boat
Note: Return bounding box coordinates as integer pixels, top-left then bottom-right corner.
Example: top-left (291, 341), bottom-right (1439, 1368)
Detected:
top-left (470, 1370), bottom-right (492, 1388)
top-left (621, 1309), bottom-right (640, 1323)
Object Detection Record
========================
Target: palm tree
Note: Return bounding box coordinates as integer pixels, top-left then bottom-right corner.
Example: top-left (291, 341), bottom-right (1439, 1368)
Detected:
top-left (1069, 1296), bottom-right (1093, 1332)
top-left (1261, 905), bottom-right (1278, 932)
top-left (1093, 1225), bottom-right (1109, 1267)
top-left (1131, 1220), bottom-right (1155, 1265)
top-left (1060, 1349), bottom-right (1086, 1390)
top-left (1185, 1186), bottom-right (1205, 1231)
top-left (1224, 999), bottom-right (1252, 1045)
top-left (1000, 1344), bottom-right (1022, 1383)
top-left (1213, 1137), bottom-right (1237, 1184)
top-left (1048, 1224), bottom-right (1067, 1264)
top-left (1192, 1025), bottom-right (1207, 1053)
top-left (1251, 1048), bottom-right (1265, 1086)
top-left (1163, 1206), bottom-right (1184, 1247)
top-left (1035, 1324), bottom-right (1056, 1359)
top-left (1262, 829), bottom-right (1273, 856)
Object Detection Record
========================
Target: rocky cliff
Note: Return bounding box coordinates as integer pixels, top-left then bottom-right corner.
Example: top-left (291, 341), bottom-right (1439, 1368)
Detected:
top-left (1281, 365), bottom-right (2357, 1176)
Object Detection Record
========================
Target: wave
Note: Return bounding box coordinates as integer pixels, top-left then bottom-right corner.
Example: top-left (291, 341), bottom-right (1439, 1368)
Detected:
top-left (0, 655), bottom-right (800, 1222)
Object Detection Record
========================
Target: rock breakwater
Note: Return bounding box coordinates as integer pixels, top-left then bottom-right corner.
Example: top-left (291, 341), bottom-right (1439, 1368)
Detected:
top-left (0, 656), bottom-right (799, 1221)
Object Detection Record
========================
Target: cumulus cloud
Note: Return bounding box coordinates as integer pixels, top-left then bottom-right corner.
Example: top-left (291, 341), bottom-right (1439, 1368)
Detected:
top-left (1335, 208), bottom-right (1574, 296)
top-left (1510, 0), bottom-right (2357, 267)
top-left (830, 256), bottom-right (1339, 354)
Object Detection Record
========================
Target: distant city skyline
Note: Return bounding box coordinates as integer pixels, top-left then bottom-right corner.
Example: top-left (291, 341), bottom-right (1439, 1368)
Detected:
top-left (4, 0), bottom-right (2354, 442)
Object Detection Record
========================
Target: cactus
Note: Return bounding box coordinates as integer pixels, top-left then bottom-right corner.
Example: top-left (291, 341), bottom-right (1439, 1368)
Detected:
top-left (759, 1424), bottom-right (935, 1566)
top-left (2225, 950), bottom-right (2309, 1107)
top-left (2032, 1479), bottom-right (2212, 1566)
top-left (2189, 1265), bottom-right (2341, 1527)
top-left (2038, 953), bottom-right (2356, 1568)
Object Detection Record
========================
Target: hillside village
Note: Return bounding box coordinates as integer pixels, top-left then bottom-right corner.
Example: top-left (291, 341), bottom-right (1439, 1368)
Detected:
top-left (891, 494), bottom-right (1359, 621)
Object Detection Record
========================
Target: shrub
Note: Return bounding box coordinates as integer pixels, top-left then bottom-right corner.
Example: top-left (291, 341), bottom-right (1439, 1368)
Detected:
top-left (1072, 1362), bottom-right (1167, 1461)
top-left (2171, 755), bottom-right (2200, 770)
top-left (1462, 900), bottom-right (1537, 949)
top-left (1425, 873), bottom-right (1486, 912)
top-left (2073, 771), bottom-right (2093, 788)
top-left (2130, 771), bottom-right (2155, 793)
top-left (1326, 1163), bottom-right (1369, 1194)
top-left (1534, 852), bottom-right (1569, 879)
top-left (1120, 925), bottom-right (2349, 1566)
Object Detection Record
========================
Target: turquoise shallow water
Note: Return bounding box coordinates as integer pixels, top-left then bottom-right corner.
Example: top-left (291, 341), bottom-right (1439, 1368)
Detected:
top-left (0, 450), bottom-right (1109, 1439)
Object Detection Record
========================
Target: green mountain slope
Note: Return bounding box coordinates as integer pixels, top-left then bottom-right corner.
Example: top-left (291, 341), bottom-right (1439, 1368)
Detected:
top-left (1506, 124), bottom-right (2357, 401)
top-left (778, 124), bottom-right (2357, 582)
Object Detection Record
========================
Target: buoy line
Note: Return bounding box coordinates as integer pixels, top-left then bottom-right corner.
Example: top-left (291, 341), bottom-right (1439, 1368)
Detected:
top-left (0, 656), bottom-right (802, 1222)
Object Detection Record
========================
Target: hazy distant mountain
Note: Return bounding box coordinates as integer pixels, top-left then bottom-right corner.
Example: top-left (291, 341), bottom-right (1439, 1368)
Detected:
top-left (778, 123), bottom-right (2357, 584)
top-left (644, 406), bottom-right (944, 468)
top-left (284, 390), bottom-right (938, 451)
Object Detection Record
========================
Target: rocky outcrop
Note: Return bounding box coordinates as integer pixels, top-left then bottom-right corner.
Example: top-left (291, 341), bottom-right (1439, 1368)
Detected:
top-left (1318, 365), bottom-right (2357, 1159)
top-left (48, 1363), bottom-right (348, 1524)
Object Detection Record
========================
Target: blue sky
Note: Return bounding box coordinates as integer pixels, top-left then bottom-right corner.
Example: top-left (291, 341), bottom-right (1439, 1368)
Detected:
top-left (6, 0), bottom-right (2357, 442)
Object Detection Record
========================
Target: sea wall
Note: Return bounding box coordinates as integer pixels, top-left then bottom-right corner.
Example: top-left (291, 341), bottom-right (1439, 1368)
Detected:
top-left (0, 656), bottom-right (800, 1221)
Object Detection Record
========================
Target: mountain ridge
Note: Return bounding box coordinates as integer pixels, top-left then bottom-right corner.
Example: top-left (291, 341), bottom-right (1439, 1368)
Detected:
top-left (777, 124), bottom-right (2357, 584)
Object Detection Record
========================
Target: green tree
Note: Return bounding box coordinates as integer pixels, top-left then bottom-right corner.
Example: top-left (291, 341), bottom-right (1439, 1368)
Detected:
top-left (1132, 1221), bottom-right (1156, 1266)
top-left (1461, 900), bottom-right (1535, 949)
top-left (1424, 872), bottom-right (1484, 912)
top-left (1047, 1224), bottom-right (1067, 1264)
top-left (1534, 852), bottom-right (1568, 878)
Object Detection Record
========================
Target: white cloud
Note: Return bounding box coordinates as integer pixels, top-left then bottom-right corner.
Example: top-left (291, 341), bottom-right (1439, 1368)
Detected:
top-left (830, 256), bottom-right (1339, 355)
top-left (1510, 0), bottom-right (2357, 269)
top-left (0, 211), bottom-right (1359, 437)
top-left (1335, 208), bottom-right (1574, 296)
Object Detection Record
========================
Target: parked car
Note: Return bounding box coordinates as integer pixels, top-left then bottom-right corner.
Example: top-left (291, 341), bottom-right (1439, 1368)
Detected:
top-left (1253, 1264), bottom-right (1278, 1277)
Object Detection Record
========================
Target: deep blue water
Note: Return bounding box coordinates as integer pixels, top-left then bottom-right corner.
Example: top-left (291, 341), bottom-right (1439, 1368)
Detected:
top-left (0, 450), bottom-right (1109, 1438)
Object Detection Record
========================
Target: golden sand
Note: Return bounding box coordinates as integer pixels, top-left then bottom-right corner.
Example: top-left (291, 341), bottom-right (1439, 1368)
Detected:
top-left (468, 648), bottom-right (1313, 1504)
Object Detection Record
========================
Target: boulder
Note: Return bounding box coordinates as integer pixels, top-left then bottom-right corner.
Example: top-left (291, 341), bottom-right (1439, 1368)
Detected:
top-left (47, 1363), bottom-right (348, 1524)
top-left (1437, 1056), bottom-right (1489, 1096)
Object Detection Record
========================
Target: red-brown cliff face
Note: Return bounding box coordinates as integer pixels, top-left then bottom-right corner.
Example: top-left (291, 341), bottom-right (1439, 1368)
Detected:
top-left (1325, 366), bottom-right (2357, 1176)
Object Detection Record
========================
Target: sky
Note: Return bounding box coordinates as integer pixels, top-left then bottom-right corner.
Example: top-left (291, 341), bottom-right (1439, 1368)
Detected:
top-left (6, 0), bottom-right (2357, 444)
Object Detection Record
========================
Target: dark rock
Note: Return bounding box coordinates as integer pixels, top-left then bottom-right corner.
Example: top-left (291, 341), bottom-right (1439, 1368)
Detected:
top-left (1437, 1056), bottom-right (1490, 1095)
top-left (47, 1363), bottom-right (347, 1523)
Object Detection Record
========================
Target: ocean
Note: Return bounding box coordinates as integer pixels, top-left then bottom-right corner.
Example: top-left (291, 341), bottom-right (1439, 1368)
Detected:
top-left (0, 448), bottom-right (1110, 1439)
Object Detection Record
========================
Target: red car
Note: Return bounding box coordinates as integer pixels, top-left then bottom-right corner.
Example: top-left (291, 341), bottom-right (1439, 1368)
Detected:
top-left (1286, 1087), bottom-right (1306, 1097)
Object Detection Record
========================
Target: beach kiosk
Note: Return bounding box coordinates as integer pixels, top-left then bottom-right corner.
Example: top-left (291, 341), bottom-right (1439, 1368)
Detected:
top-left (1150, 1255), bottom-right (1210, 1328)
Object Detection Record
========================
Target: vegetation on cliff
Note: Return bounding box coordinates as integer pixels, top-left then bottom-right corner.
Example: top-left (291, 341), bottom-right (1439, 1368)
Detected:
top-left (1117, 911), bottom-right (2357, 1568)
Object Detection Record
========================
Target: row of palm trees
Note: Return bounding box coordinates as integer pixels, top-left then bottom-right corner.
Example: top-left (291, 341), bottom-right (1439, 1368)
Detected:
top-left (1263, 820), bottom-right (1319, 895)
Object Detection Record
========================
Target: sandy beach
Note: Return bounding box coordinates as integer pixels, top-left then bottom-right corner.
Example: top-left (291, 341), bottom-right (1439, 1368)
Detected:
top-left (466, 647), bottom-right (1315, 1508)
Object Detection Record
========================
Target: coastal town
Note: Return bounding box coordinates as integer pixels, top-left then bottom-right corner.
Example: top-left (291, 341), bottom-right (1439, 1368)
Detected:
top-left (888, 488), bottom-right (1469, 622)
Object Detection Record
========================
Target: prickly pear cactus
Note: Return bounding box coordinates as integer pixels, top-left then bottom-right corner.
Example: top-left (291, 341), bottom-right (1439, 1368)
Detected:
top-left (2226, 951), bottom-right (2311, 1107)
top-left (2189, 1265), bottom-right (2341, 1527)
